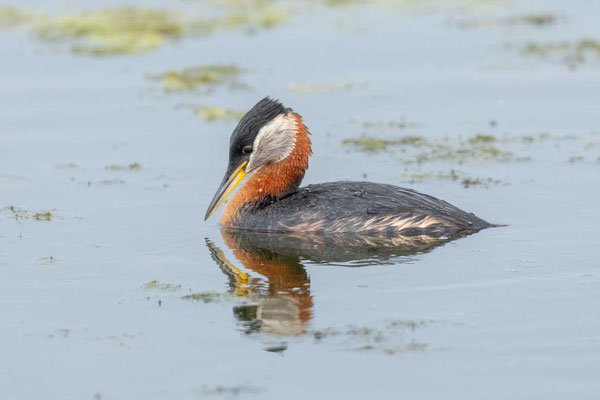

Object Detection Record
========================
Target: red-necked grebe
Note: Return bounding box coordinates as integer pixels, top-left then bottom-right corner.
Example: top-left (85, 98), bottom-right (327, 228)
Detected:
top-left (205, 97), bottom-right (494, 238)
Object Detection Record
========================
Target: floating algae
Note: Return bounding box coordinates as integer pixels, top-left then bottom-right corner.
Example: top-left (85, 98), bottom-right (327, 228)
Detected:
top-left (181, 291), bottom-right (222, 303)
top-left (190, 105), bottom-right (245, 122)
top-left (142, 280), bottom-right (182, 291)
top-left (55, 163), bottom-right (79, 169)
top-left (95, 178), bottom-right (125, 185)
top-left (195, 385), bottom-right (264, 397)
top-left (342, 133), bottom-right (522, 163)
top-left (341, 135), bottom-right (428, 152)
top-left (522, 38), bottom-right (600, 66)
top-left (457, 13), bottom-right (561, 28)
top-left (3, 206), bottom-right (29, 221)
top-left (288, 81), bottom-right (361, 94)
top-left (2, 206), bottom-right (55, 221)
top-left (0, 7), bottom-right (34, 29)
top-left (104, 162), bottom-right (142, 171)
top-left (33, 211), bottom-right (53, 221)
top-left (149, 64), bottom-right (243, 91)
top-left (37, 8), bottom-right (184, 55)
top-left (401, 169), bottom-right (503, 188)
top-left (196, 2), bottom-right (287, 33)
top-left (312, 321), bottom-right (432, 355)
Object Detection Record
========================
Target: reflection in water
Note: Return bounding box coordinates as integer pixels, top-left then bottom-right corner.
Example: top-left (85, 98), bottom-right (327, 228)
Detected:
top-left (206, 229), bottom-right (452, 338)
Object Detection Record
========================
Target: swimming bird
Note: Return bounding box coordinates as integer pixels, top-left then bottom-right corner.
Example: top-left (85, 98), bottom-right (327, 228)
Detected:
top-left (205, 97), bottom-right (494, 238)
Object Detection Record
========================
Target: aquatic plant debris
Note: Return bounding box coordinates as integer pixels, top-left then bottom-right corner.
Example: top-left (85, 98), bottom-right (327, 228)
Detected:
top-left (288, 81), bottom-right (362, 94)
top-left (105, 162), bottom-right (141, 171)
top-left (197, 5), bottom-right (287, 33)
top-left (37, 8), bottom-right (184, 55)
top-left (149, 65), bottom-right (243, 91)
top-left (55, 163), bottom-right (79, 169)
top-left (96, 179), bottom-right (125, 185)
top-left (33, 211), bottom-right (53, 221)
top-left (0, 7), bottom-right (33, 28)
top-left (2, 206), bottom-right (54, 221)
top-left (142, 280), bottom-right (182, 291)
top-left (312, 321), bottom-right (432, 355)
top-left (342, 133), bottom-right (527, 163)
top-left (195, 385), bottom-right (264, 397)
top-left (456, 13), bottom-right (561, 28)
top-left (341, 135), bottom-right (428, 152)
top-left (401, 169), bottom-right (504, 188)
top-left (521, 38), bottom-right (600, 66)
top-left (181, 291), bottom-right (222, 303)
top-left (189, 105), bottom-right (245, 122)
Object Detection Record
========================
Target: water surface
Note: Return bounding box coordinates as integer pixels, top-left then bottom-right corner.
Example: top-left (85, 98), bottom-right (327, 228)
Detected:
top-left (1, 0), bottom-right (600, 398)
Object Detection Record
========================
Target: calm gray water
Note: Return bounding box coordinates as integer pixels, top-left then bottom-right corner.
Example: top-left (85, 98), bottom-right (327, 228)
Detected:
top-left (1, 0), bottom-right (600, 399)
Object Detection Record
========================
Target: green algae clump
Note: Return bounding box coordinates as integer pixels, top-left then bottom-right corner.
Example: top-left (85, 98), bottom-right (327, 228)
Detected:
top-left (38, 8), bottom-right (183, 55)
top-left (191, 105), bottom-right (245, 122)
top-left (288, 81), bottom-right (359, 94)
top-left (182, 291), bottom-right (221, 303)
top-left (33, 211), bottom-right (53, 221)
top-left (341, 135), bottom-right (427, 152)
top-left (142, 280), bottom-right (182, 291)
top-left (341, 136), bottom-right (391, 152)
top-left (198, 5), bottom-right (287, 33)
top-left (151, 64), bottom-right (243, 91)
top-left (105, 162), bottom-right (142, 171)
top-left (523, 38), bottom-right (600, 66)
top-left (0, 7), bottom-right (33, 29)
top-left (3, 206), bottom-right (55, 221)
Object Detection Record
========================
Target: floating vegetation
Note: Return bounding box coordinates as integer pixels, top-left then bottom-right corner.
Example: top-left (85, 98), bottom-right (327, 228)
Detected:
top-left (568, 155), bottom-right (584, 163)
top-left (105, 162), bottom-right (142, 171)
top-left (195, 385), bottom-right (264, 397)
top-left (0, 7), bottom-right (33, 29)
top-left (288, 81), bottom-right (361, 94)
top-left (182, 291), bottom-right (222, 303)
top-left (198, 6), bottom-right (287, 33)
top-left (55, 163), bottom-right (79, 169)
top-left (33, 211), bottom-right (53, 221)
top-left (2, 206), bottom-right (55, 221)
top-left (522, 38), bottom-right (600, 67)
top-left (149, 64), bottom-right (243, 91)
top-left (351, 342), bottom-right (427, 354)
top-left (316, 0), bottom-right (508, 13)
top-left (37, 256), bottom-right (57, 266)
top-left (312, 320), bottom-right (431, 355)
top-left (2, 3), bottom-right (288, 55)
top-left (3, 206), bottom-right (29, 221)
top-left (142, 280), bottom-right (182, 291)
top-left (96, 178), bottom-right (125, 185)
top-left (343, 133), bottom-right (526, 163)
top-left (341, 135), bottom-right (428, 152)
top-left (510, 13), bottom-right (559, 26)
top-left (457, 13), bottom-right (561, 28)
top-left (362, 119), bottom-right (418, 130)
top-left (402, 169), bottom-right (503, 188)
top-left (190, 105), bottom-right (245, 122)
top-left (37, 8), bottom-right (184, 55)
top-left (468, 133), bottom-right (496, 144)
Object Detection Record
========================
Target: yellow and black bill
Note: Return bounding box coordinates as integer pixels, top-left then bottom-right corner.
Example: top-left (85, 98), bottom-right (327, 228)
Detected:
top-left (204, 161), bottom-right (248, 220)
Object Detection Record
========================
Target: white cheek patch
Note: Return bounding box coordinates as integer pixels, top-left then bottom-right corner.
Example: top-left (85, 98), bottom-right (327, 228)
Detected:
top-left (247, 113), bottom-right (297, 172)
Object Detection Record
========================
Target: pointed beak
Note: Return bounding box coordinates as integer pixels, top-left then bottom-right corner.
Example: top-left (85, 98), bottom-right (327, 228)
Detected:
top-left (205, 161), bottom-right (248, 221)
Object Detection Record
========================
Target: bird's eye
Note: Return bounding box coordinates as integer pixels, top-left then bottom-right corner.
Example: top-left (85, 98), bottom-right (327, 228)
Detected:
top-left (242, 145), bottom-right (253, 155)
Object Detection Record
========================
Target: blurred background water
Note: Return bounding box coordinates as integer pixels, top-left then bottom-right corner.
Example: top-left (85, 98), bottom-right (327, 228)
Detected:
top-left (1, 0), bottom-right (599, 399)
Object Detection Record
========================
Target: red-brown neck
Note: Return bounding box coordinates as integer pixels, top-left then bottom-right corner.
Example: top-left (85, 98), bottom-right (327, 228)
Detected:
top-left (221, 114), bottom-right (311, 227)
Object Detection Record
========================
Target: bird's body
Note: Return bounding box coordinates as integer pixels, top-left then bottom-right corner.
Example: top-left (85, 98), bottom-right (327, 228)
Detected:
top-left (229, 181), bottom-right (491, 236)
top-left (205, 97), bottom-right (495, 239)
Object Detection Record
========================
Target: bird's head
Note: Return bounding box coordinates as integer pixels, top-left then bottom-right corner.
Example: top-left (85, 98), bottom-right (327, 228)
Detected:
top-left (205, 97), bottom-right (311, 221)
